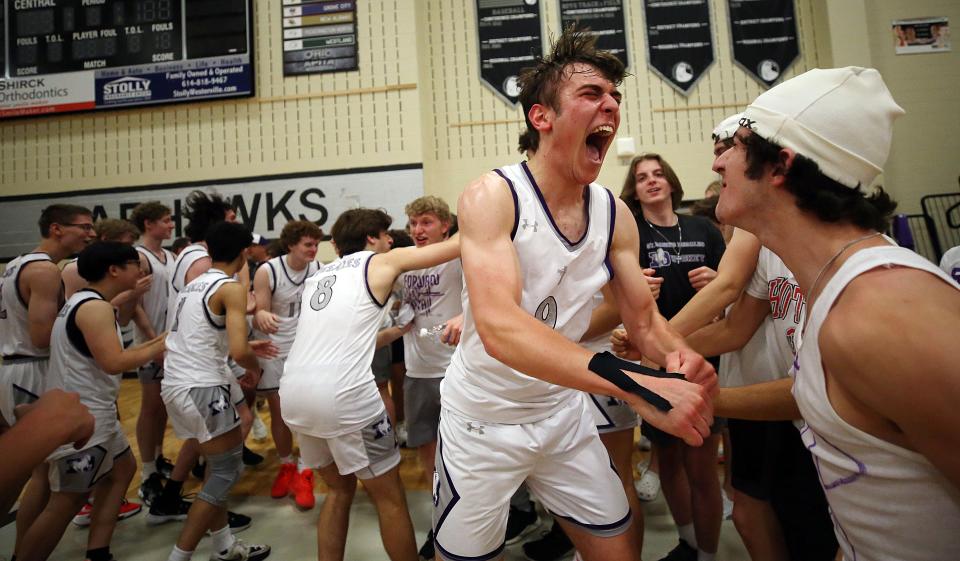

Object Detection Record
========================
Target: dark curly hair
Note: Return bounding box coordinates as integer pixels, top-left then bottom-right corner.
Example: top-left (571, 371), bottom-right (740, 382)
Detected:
top-left (517, 26), bottom-right (626, 154)
top-left (183, 191), bottom-right (232, 243)
top-left (741, 132), bottom-right (897, 232)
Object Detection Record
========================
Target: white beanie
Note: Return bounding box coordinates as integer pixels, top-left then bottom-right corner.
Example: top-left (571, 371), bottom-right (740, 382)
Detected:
top-left (711, 112), bottom-right (744, 142)
top-left (740, 67), bottom-right (905, 190)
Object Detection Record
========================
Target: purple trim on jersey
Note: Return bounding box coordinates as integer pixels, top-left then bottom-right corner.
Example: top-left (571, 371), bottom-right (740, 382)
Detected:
top-left (520, 161), bottom-right (590, 250)
top-left (551, 504), bottom-right (632, 532)
top-left (202, 275), bottom-right (233, 330)
top-left (603, 188), bottom-right (616, 280)
top-left (278, 255), bottom-right (311, 286)
top-left (171, 247), bottom-right (208, 293)
top-left (135, 247), bottom-right (155, 275)
top-left (13, 253), bottom-right (52, 308)
top-left (588, 394), bottom-right (616, 431)
top-left (493, 168), bottom-right (520, 240)
top-left (13, 383), bottom-right (40, 401)
top-left (363, 254), bottom-right (387, 308)
top-left (802, 424), bottom-right (867, 490)
top-left (265, 261), bottom-right (278, 294)
top-left (65, 290), bottom-right (107, 358)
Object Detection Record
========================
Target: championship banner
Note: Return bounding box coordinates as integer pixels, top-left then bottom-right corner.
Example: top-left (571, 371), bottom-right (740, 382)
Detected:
top-left (727, 0), bottom-right (799, 87)
top-left (476, 0), bottom-right (543, 106)
top-left (0, 165), bottom-right (423, 263)
top-left (643, 0), bottom-right (714, 95)
top-left (559, 0), bottom-right (628, 68)
top-left (282, 0), bottom-right (358, 76)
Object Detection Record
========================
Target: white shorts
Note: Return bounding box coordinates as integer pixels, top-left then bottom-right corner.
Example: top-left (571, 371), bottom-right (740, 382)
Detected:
top-left (0, 358), bottom-right (49, 426)
top-left (587, 393), bottom-right (639, 434)
top-left (48, 428), bottom-right (130, 493)
top-left (256, 355), bottom-right (284, 393)
top-left (162, 383), bottom-right (243, 443)
top-left (434, 395), bottom-right (631, 560)
top-left (297, 410), bottom-right (401, 479)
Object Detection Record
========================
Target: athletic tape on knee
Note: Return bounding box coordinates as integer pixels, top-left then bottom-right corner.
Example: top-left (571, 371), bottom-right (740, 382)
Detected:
top-left (588, 351), bottom-right (684, 412)
top-left (198, 445), bottom-right (243, 507)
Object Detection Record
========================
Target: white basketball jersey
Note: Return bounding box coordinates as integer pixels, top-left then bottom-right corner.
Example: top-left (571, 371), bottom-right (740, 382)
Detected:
top-left (0, 252), bottom-right (54, 358)
top-left (49, 289), bottom-right (122, 441)
top-left (163, 269), bottom-right (236, 388)
top-left (400, 258), bottom-right (463, 378)
top-left (443, 162), bottom-right (617, 424)
top-left (281, 251), bottom-right (387, 438)
top-left (261, 255), bottom-right (320, 354)
top-left (793, 245), bottom-right (960, 561)
top-left (167, 244), bottom-right (209, 330)
top-left (135, 245), bottom-right (175, 341)
top-left (744, 247), bottom-right (805, 382)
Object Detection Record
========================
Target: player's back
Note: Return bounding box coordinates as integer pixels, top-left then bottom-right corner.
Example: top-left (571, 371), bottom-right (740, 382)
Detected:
top-left (164, 269), bottom-right (236, 387)
top-left (0, 252), bottom-right (54, 358)
top-left (136, 245), bottom-right (175, 340)
top-left (281, 251), bottom-right (387, 437)
top-left (167, 243), bottom-right (209, 329)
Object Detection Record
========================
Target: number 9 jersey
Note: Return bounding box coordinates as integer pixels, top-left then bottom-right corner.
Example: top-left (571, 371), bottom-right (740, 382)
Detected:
top-left (280, 251), bottom-right (389, 438)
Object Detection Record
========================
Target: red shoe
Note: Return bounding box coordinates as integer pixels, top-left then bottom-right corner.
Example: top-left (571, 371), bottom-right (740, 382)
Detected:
top-left (271, 463), bottom-right (297, 498)
top-left (72, 502), bottom-right (94, 526)
top-left (293, 468), bottom-right (316, 510)
top-left (117, 498), bottom-right (142, 520)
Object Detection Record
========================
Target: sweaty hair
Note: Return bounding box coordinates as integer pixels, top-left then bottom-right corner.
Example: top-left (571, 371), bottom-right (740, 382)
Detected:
top-left (517, 26), bottom-right (626, 154)
top-left (388, 228), bottom-right (414, 249)
top-left (170, 237), bottom-right (191, 255)
top-left (129, 201), bottom-right (172, 233)
top-left (38, 204), bottom-right (92, 238)
top-left (741, 132), bottom-right (897, 232)
top-left (184, 191), bottom-right (231, 243)
top-left (331, 208), bottom-right (392, 257)
top-left (279, 220), bottom-right (323, 252)
top-left (405, 196), bottom-right (452, 225)
top-left (77, 241), bottom-right (139, 283)
top-left (206, 222), bottom-right (253, 263)
top-left (94, 218), bottom-right (140, 243)
top-left (619, 153), bottom-right (685, 214)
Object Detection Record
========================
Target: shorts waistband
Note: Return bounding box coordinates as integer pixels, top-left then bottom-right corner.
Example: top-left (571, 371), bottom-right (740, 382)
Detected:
top-left (2, 354), bottom-right (49, 364)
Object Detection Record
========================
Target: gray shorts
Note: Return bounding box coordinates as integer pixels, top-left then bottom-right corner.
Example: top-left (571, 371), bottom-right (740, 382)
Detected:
top-left (163, 384), bottom-right (242, 444)
top-left (588, 393), bottom-right (639, 434)
top-left (371, 345), bottom-right (392, 386)
top-left (297, 410), bottom-right (400, 479)
top-left (0, 358), bottom-right (49, 426)
top-left (49, 429), bottom-right (131, 493)
top-left (403, 376), bottom-right (442, 448)
top-left (138, 361), bottom-right (163, 384)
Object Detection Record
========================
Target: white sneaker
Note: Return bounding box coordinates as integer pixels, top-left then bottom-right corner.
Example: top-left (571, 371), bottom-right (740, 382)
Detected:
top-left (210, 539), bottom-right (271, 561)
top-left (722, 491), bottom-right (734, 520)
top-left (251, 414), bottom-right (268, 441)
top-left (397, 421), bottom-right (408, 448)
top-left (634, 464), bottom-right (660, 502)
top-left (636, 434), bottom-right (652, 451)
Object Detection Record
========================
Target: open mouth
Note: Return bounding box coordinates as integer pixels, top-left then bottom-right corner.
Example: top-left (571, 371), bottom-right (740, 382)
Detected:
top-left (585, 125), bottom-right (614, 163)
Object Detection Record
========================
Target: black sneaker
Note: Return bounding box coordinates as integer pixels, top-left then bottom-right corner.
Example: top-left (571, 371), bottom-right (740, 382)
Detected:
top-left (657, 539), bottom-right (697, 561)
top-left (155, 455), bottom-right (174, 479)
top-left (145, 495), bottom-right (191, 525)
top-left (505, 506), bottom-right (540, 545)
top-left (242, 446), bottom-right (264, 466)
top-left (522, 521), bottom-right (573, 561)
top-left (138, 473), bottom-right (164, 507)
top-left (227, 511), bottom-right (251, 534)
top-left (418, 529), bottom-right (435, 561)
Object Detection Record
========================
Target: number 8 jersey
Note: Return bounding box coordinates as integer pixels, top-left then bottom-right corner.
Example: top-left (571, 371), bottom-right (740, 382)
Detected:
top-left (442, 161), bottom-right (617, 424)
top-left (280, 251), bottom-right (388, 438)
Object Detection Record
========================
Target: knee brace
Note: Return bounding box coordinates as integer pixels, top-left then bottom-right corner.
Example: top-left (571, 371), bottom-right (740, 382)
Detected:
top-left (198, 445), bottom-right (243, 507)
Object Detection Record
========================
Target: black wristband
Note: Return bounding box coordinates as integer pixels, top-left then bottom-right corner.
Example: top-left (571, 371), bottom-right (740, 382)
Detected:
top-left (588, 351), bottom-right (683, 412)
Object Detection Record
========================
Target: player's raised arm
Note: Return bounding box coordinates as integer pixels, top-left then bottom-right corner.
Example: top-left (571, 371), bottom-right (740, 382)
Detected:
top-left (366, 233), bottom-right (460, 302)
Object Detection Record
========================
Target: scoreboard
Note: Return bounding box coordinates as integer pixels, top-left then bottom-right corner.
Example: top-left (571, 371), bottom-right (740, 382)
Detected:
top-left (0, 0), bottom-right (254, 119)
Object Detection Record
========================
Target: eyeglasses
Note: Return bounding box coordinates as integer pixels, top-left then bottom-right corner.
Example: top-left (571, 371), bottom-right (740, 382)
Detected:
top-left (61, 223), bottom-right (96, 232)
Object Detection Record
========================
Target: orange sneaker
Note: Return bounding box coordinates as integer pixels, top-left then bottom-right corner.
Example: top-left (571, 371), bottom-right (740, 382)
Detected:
top-left (293, 468), bottom-right (316, 509)
top-left (271, 463), bottom-right (297, 498)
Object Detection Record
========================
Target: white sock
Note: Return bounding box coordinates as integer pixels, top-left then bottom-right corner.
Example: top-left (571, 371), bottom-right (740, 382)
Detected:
top-left (697, 550), bottom-right (716, 561)
top-left (280, 455), bottom-right (295, 466)
top-left (168, 545), bottom-right (192, 561)
top-left (210, 525), bottom-right (236, 553)
top-left (142, 461), bottom-right (157, 482)
top-left (678, 523), bottom-right (698, 548)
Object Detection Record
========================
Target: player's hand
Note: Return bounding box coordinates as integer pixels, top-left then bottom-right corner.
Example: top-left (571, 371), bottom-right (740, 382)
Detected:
top-left (16, 389), bottom-right (95, 450)
top-left (133, 274), bottom-right (153, 297)
top-left (665, 349), bottom-right (718, 398)
top-left (239, 369), bottom-right (262, 391)
top-left (611, 328), bottom-right (643, 361)
top-left (253, 310), bottom-right (280, 334)
top-left (643, 268), bottom-right (663, 300)
top-left (623, 375), bottom-right (712, 446)
top-left (687, 266), bottom-right (718, 291)
top-left (249, 339), bottom-right (279, 359)
top-left (441, 314), bottom-right (464, 346)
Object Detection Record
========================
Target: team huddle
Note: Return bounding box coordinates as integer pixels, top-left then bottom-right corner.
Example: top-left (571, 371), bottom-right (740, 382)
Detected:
top-left (2, 27), bottom-right (959, 561)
